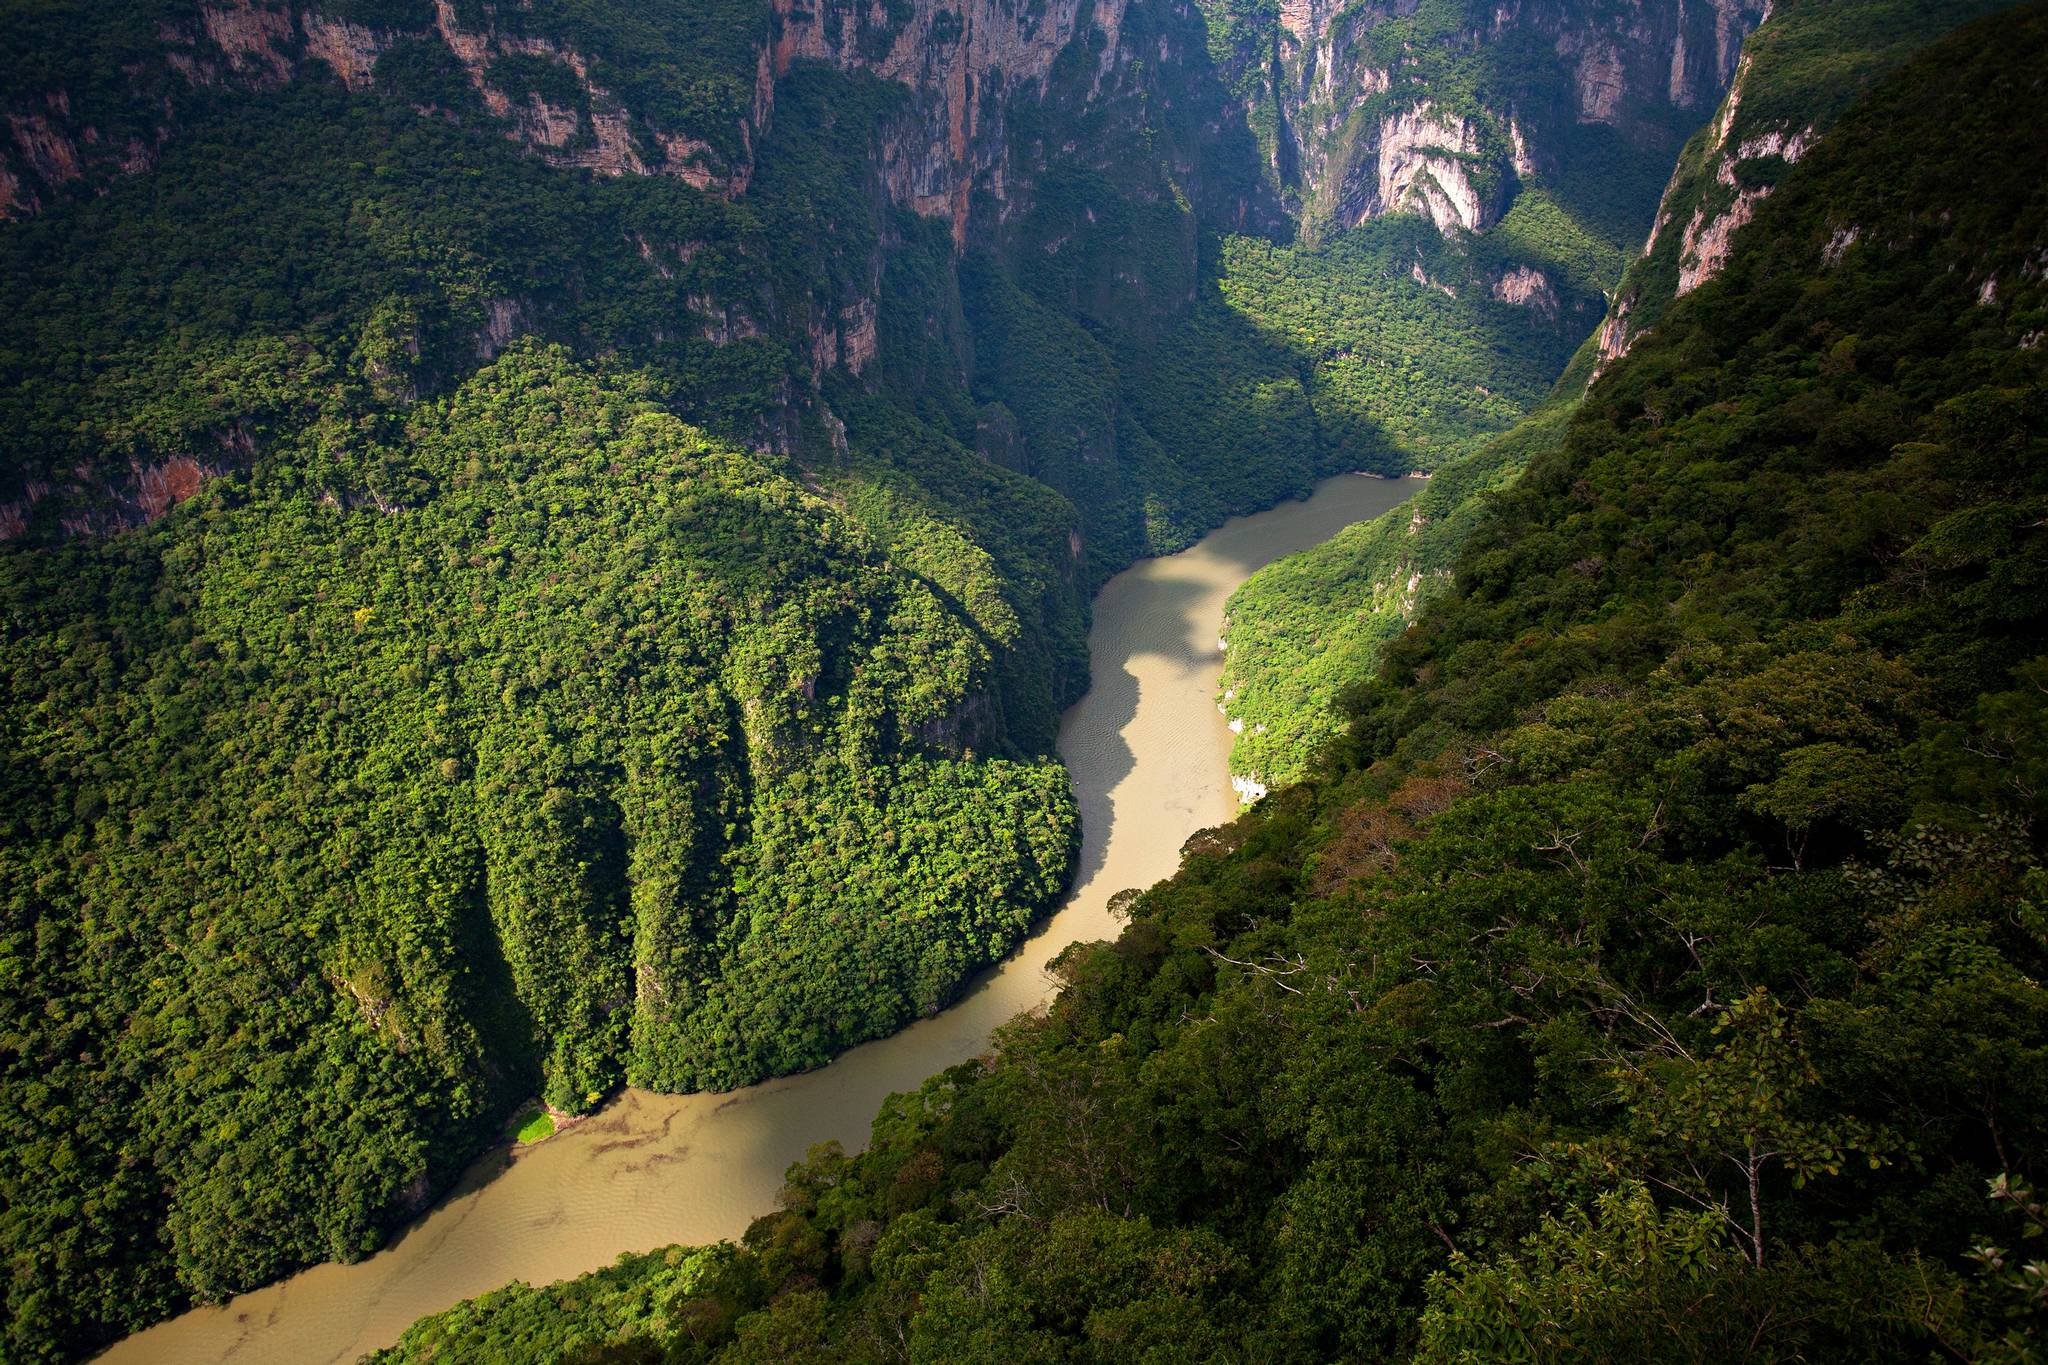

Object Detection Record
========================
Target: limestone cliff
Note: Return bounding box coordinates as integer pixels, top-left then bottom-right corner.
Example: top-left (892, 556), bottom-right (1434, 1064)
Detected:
top-left (1588, 0), bottom-right (2016, 373)
top-left (1592, 43), bottom-right (1810, 367)
top-left (0, 0), bottom-right (773, 219)
top-left (1217, 0), bottom-right (1768, 240)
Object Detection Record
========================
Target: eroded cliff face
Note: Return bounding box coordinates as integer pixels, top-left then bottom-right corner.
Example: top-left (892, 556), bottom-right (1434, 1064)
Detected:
top-left (1243, 0), bottom-right (1768, 239)
top-left (0, 0), bottom-right (771, 220)
top-left (1593, 36), bottom-right (1824, 371)
top-left (2, 0), bottom-right (1203, 540)
top-left (1, 0), bottom-right (1162, 233)
top-left (0, 0), bottom-right (1765, 543)
top-left (770, 0), bottom-right (1132, 246)
top-left (1342, 102), bottom-right (1495, 233)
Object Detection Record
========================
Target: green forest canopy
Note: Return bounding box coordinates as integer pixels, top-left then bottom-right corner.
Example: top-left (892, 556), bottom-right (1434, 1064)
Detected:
top-left (369, 7), bottom-right (2048, 1359)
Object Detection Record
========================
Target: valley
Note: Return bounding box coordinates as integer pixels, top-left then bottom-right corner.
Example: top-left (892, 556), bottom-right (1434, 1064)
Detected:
top-left (2, 0), bottom-right (2042, 1359)
top-left (95, 472), bottom-right (1418, 1365)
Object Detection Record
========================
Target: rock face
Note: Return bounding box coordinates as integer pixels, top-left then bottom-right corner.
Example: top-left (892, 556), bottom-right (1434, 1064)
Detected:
top-left (1342, 103), bottom-right (1495, 234)
top-left (0, 0), bottom-right (771, 218)
top-left (1592, 28), bottom-right (1831, 371)
top-left (0, 0), bottom-right (1768, 540)
top-left (1, 0), bottom-right (1763, 241)
top-left (1673, 98), bottom-right (1813, 295)
top-left (0, 0), bottom-right (1159, 237)
top-left (1493, 264), bottom-right (1559, 317)
top-left (769, 0), bottom-right (1131, 246)
top-left (1239, 0), bottom-right (1768, 239)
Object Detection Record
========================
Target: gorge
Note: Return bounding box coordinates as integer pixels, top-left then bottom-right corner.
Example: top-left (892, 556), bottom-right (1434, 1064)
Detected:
top-left (96, 471), bottom-right (1418, 1365)
top-left (4, 0), bottom-right (2045, 1360)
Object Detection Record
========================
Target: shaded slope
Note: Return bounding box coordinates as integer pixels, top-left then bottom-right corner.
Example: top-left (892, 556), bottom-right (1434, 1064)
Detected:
top-left (369, 9), bottom-right (2048, 1358)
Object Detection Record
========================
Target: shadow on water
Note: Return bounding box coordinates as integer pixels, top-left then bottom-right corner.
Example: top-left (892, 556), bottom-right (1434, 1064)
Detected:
top-left (1059, 571), bottom-right (1212, 894)
top-left (93, 470), bottom-right (1420, 1365)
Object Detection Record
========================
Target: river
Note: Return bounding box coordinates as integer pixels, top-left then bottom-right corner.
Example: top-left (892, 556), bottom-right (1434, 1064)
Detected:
top-left (97, 470), bottom-right (1420, 1365)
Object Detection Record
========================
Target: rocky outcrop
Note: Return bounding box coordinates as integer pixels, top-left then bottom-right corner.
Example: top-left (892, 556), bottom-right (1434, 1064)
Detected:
top-left (301, 14), bottom-right (390, 90)
top-left (1341, 103), bottom-right (1496, 234)
top-left (1493, 264), bottom-right (1559, 318)
top-left (1, 107), bottom-right (83, 215)
top-left (768, 0), bottom-right (1134, 246)
top-left (4, 454), bottom-right (221, 540)
top-left (476, 298), bottom-right (529, 361)
top-left (1253, 0), bottom-right (1767, 239)
top-left (1675, 184), bottom-right (1764, 294)
top-left (0, 0), bottom-right (764, 219)
top-left (200, 2), bottom-right (296, 82)
top-left (1669, 73), bottom-right (1813, 296)
top-left (1592, 26), bottom-right (1824, 372)
top-left (806, 296), bottom-right (880, 379)
top-left (2, 0), bottom-right (1156, 252)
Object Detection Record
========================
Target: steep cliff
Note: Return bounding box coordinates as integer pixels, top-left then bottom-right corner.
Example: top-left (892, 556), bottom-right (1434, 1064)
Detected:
top-left (0, 1), bottom-right (1784, 1357)
top-left (1592, 0), bottom-right (2019, 369)
top-left (0, 0), bottom-right (773, 215)
top-left (1216, 0), bottom-right (2027, 792)
top-left (1196, 0), bottom-right (1766, 240)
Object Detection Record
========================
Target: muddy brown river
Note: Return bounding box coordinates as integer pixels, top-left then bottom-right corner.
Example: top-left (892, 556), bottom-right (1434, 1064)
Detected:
top-left (97, 471), bottom-right (1419, 1365)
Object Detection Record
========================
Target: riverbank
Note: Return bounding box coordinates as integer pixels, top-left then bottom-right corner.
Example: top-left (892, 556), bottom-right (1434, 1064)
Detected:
top-left (95, 470), bottom-right (1419, 1365)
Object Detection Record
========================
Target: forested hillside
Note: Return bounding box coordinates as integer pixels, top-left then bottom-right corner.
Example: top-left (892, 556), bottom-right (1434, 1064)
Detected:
top-left (3, 0), bottom-right (1762, 1357)
top-left (1218, 0), bottom-right (2016, 790)
top-left (371, 7), bottom-right (2048, 1358)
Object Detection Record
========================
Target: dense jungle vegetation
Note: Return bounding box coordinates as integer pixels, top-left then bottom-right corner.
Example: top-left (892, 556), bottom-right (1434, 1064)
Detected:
top-left (1217, 0), bottom-right (2020, 789)
top-left (0, 0), bottom-right (1668, 1354)
top-left (370, 8), bottom-right (2048, 1359)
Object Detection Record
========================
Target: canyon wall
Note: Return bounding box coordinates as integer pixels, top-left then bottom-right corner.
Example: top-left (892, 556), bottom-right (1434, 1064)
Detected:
top-left (1229, 0), bottom-right (1769, 239)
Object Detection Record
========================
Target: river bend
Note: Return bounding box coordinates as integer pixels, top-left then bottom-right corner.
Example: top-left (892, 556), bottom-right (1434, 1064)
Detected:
top-left (98, 471), bottom-right (1419, 1365)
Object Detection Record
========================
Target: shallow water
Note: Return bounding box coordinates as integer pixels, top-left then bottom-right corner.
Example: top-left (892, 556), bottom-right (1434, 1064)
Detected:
top-left (97, 470), bottom-right (1419, 1365)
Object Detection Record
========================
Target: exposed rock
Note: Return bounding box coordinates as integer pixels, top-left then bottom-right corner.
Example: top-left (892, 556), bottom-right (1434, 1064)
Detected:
top-left (200, 2), bottom-right (297, 83)
top-left (1345, 103), bottom-right (1494, 235)
top-left (1508, 115), bottom-right (1536, 176)
top-left (691, 292), bottom-right (765, 345)
top-left (1411, 258), bottom-right (1457, 297)
top-left (302, 14), bottom-right (390, 90)
top-left (0, 160), bottom-right (27, 219)
top-left (477, 298), bottom-right (529, 360)
top-left (7, 110), bottom-right (82, 186)
top-left (1677, 116), bottom-right (1811, 294)
top-left (1267, 0), bottom-right (1763, 239)
top-left (1821, 223), bottom-right (1859, 267)
top-left (770, 0), bottom-right (1132, 246)
top-left (7, 454), bottom-right (222, 543)
top-left (1493, 264), bottom-right (1558, 318)
top-left (1590, 17), bottom-right (1817, 373)
top-left (804, 294), bottom-right (879, 379)
top-left (839, 297), bottom-right (879, 377)
top-left (512, 95), bottom-right (584, 152)
top-left (659, 133), bottom-right (726, 191)
top-left (1595, 286), bottom-right (1639, 367)
top-left (133, 457), bottom-right (211, 523)
top-left (1677, 186), bottom-right (1762, 294)
top-left (1572, 41), bottom-right (1627, 123)
top-left (1729, 124), bottom-right (1810, 167)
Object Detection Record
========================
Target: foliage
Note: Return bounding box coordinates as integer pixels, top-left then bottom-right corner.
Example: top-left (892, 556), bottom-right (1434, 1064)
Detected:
top-left (1220, 406), bottom-right (1573, 786)
top-left (5, 0), bottom-right (2016, 1358)
top-left (1214, 0), bottom-right (2024, 786)
top-left (369, 12), bottom-right (2048, 1361)
top-left (0, 347), bottom-right (1077, 1358)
